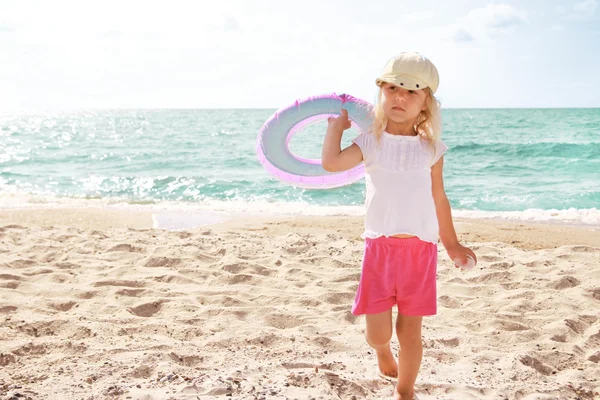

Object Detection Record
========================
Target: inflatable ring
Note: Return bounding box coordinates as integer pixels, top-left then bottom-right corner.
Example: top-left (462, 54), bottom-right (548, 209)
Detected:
top-left (256, 93), bottom-right (373, 189)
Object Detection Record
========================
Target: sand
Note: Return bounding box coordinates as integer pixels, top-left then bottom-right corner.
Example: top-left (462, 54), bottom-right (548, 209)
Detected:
top-left (0, 208), bottom-right (599, 400)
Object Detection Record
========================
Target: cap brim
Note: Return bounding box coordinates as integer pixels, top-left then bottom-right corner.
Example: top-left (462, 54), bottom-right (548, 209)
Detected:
top-left (376, 74), bottom-right (428, 91)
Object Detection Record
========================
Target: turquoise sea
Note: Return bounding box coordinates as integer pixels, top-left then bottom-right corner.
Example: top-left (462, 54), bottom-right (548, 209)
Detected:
top-left (0, 108), bottom-right (598, 228)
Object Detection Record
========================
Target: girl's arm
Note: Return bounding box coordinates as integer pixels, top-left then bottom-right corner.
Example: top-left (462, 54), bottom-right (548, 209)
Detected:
top-left (321, 109), bottom-right (363, 172)
top-left (431, 156), bottom-right (477, 265)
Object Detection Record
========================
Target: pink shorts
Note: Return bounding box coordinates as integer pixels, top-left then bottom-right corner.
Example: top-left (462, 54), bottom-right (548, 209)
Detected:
top-left (352, 236), bottom-right (438, 316)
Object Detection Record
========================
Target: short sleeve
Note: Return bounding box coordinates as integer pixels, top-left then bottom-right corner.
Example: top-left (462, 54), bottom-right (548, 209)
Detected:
top-left (352, 132), bottom-right (372, 160)
top-left (431, 140), bottom-right (448, 166)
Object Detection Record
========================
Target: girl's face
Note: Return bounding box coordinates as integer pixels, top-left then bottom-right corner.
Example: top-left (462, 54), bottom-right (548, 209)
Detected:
top-left (380, 83), bottom-right (428, 124)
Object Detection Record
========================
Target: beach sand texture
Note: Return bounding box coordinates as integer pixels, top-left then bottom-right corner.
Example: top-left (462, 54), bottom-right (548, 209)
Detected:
top-left (1, 210), bottom-right (599, 399)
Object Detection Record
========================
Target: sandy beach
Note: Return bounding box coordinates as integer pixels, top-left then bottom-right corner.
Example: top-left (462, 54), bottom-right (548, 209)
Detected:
top-left (1, 208), bottom-right (599, 400)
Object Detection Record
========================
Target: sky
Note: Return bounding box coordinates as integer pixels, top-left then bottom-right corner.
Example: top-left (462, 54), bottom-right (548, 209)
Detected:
top-left (0, 0), bottom-right (599, 110)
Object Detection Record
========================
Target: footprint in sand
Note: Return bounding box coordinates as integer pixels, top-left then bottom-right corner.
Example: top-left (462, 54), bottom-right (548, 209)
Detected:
top-left (222, 263), bottom-right (245, 274)
top-left (320, 371), bottom-right (370, 398)
top-left (489, 261), bottom-right (515, 269)
top-left (39, 251), bottom-right (60, 262)
top-left (550, 334), bottom-right (567, 343)
top-left (283, 244), bottom-right (312, 255)
top-left (438, 295), bottom-right (462, 309)
top-left (76, 290), bottom-right (100, 299)
top-left (49, 273), bottom-right (75, 284)
top-left (53, 262), bottom-right (80, 270)
top-left (263, 313), bottom-right (305, 329)
top-left (299, 256), bottom-right (328, 265)
top-left (6, 259), bottom-right (36, 269)
top-left (127, 301), bottom-right (163, 317)
top-left (493, 318), bottom-right (530, 331)
top-left (245, 333), bottom-right (282, 347)
top-left (282, 361), bottom-right (319, 369)
top-left (0, 281), bottom-right (19, 289)
top-left (299, 298), bottom-right (322, 307)
top-left (563, 316), bottom-right (596, 334)
top-left (549, 276), bottom-right (580, 290)
top-left (69, 327), bottom-right (94, 340)
top-left (0, 273), bottom-right (22, 281)
top-left (89, 230), bottom-right (109, 238)
top-left (107, 244), bottom-right (145, 253)
top-left (333, 272), bottom-right (361, 283)
top-left (207, 295), bottom-right (246, 307)
top-left (518, 354), bottom-right (554, 375)
top-left (446, 276), bottom-right (469, 284)
top-left (49, 301), bottom-right (77, 312)
top-left (321, 292), bottom-right (356, 306)
top-left (144, 257), bottom-right (182, 268)
top-left (1, 224), bottom-right (26, 229)
top-left (500, 281), bottom-right (526, 290)
top-left (250, 265), bottom-right (275, 276)
top-left (344, 311), bottom-right (358, 324)
top-left (115, 288), bottom-right (146, 297)
top-left (480, 255), bottom-right (504, 262)
top-left (152, 274), bottom-right (195, 284)
top-left (195, 252), bottom-right (219, 263)
top-left (568, 245), bottom-right (596, 252)
top-left (0, 304), bottom-right (17, 314)
top-left (437, 337), bottom-right (460, 347)
top-left (0, 354), bottom-right (17, 367)
top-left (53, 234), bottom-right (78, 242)
top-left (589, 287), bottom-right (600, 301)
top-left (17, 321), bottom-right (64, 337)
top-left (469, 271), bottom-right (512, 283)
top-left (130, 364), bottom-right (154, 378)
top-left (12, 342), bottom-right (50, 357)
top-left (168, 352), bottom-right (204, 366)
top-left (328, 259), bottom-right (355, 269)
top-left (312, 336), bottom-right (337, 347)
top-left (22, 268), bottom-right (54, 276)
top-left (228, 310), bottom-right (248, 320)
top-left (210, 248), bottom-right (226, 257)
top-left (94, 280), bottom-right (145, 288)
top-left (227, 274), bottom-right (254, 284)
top-left (585, 331), bottom-right (600, 348)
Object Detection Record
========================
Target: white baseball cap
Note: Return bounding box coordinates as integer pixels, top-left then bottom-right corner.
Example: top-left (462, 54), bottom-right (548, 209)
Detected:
top-left (375, 52), bottom-right (439, 94)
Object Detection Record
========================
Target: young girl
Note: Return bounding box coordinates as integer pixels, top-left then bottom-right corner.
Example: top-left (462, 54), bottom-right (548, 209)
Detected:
top-left (321, 52), bottom-right (477, 400)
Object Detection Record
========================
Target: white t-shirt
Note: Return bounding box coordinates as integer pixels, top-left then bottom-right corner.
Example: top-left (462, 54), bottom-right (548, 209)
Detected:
top-left (352, 131), bottom-right (448, 244)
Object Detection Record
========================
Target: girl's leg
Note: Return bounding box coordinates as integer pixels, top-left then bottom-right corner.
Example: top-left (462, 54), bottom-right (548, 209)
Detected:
top-left (365, 309), bottom-right (397, 378)
top-left (393, 314), bottom-right (423, 400)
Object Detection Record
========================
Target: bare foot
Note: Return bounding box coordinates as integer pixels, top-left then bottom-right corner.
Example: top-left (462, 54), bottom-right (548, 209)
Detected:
top-left (392, 386), bottom-right (416, 400)
top-left (376, 346), bottom-right (398, 379)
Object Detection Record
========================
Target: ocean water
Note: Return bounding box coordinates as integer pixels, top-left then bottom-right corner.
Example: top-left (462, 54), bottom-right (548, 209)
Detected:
top-left (1, 108), bottom-right (599, 227)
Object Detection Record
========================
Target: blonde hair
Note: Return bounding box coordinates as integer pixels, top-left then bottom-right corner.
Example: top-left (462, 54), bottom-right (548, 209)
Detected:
top-left (370, 87), bottom-right (442, 144)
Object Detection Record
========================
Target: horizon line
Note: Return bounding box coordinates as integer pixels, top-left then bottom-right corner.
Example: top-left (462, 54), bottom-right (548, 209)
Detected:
top-left (2, 106), bottom-right (600, 115)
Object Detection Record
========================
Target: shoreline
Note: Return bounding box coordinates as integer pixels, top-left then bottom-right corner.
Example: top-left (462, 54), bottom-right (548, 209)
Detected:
top-left (0, 207), bottom-right (598, 250)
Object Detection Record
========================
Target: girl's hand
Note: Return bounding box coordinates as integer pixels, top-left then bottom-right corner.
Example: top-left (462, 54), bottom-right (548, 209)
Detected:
top-left (446, 244), bottom-right (477, 269)
top-left (327, 109), bottom-right (351, 131)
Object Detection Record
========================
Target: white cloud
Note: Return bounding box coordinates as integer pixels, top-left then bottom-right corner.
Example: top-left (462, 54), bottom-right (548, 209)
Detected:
top-left (472, 4), bottom-right (527, 29)
top-left (1, 0), bottom-right (598, 110)
top-left (453, 28), bottom-right (475, 42)
top-left (447, 3), bottom-right (527, 43)
top-left (551, 24), bottom-right (565, 31)
top-left (565, 0), bottom-right (598, 20)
